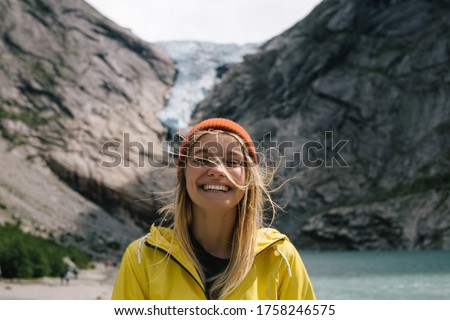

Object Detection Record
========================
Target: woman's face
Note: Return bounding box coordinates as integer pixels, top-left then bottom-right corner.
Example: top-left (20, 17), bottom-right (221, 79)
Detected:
top-left (185, 132), bottom-right (246, 215)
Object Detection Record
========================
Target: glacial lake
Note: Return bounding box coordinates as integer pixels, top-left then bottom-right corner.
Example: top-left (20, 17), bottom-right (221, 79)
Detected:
top-left (301, 250), bottom-right (450, 299)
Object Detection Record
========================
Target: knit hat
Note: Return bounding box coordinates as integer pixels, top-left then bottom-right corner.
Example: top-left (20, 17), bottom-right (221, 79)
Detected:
top-left (177, 118), bottom-right (258, 173)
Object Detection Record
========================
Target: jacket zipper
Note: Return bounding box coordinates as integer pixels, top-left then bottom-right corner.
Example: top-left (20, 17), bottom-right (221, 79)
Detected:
top-left (144, 242), bottom-right (209, 300)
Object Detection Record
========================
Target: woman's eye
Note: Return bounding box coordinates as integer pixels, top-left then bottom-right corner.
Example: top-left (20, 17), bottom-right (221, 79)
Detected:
top-left (226, 159), bottom-right (243, 167)
top-left (193, 158), bottom-right (209, 166)
top-left (191, 157), bottom-right (214, 166)
top-left (202, 159), bottom-right (213, 166)
top-left (190, 156), bottom-right (242, 167)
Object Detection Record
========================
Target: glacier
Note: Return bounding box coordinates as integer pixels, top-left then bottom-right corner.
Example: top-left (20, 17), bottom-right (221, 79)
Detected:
top-left (155, 41), bottom-right (258, 134)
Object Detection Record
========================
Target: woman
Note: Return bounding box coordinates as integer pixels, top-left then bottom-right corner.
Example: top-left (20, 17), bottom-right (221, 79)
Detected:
top-left (112, 118), bottom-right (315, 300)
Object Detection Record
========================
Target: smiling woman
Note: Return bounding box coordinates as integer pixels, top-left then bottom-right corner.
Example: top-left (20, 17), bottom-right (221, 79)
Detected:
top-left (111, 118), bottom-right (316, 300)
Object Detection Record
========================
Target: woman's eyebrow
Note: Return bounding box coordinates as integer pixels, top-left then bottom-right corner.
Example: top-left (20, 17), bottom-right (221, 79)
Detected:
top-left (191, 145), bottom-right (242, 156)
top-left (227, 146), bottom-right (244, 156)
top-left (227, 150), bottom-right (244, 158)
top-left (192, 148), bottom-right (215, 156)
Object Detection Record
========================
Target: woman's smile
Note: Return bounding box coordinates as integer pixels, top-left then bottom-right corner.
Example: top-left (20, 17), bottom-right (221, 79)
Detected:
top-left (201, 184), bottom-right (231, 192)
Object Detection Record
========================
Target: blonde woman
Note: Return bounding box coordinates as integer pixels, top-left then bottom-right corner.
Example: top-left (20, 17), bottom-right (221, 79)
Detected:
top-left (112, 118), bottom-right (315, 300)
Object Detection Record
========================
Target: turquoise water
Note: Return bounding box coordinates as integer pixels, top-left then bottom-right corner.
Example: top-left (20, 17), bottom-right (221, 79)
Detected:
top-left (301, 250), bottom-right (450, 299)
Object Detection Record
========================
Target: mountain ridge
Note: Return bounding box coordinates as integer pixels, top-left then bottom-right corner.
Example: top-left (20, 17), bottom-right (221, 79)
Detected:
top-left (1, 0), bottom-right (449, 257)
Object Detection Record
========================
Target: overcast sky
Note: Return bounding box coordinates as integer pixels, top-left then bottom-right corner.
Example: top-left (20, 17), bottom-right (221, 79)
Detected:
top-left (85, 0), bottom-right (323, 44)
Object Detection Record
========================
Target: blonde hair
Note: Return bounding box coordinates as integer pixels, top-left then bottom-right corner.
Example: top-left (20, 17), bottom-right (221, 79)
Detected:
top-left (159, 130), bottom-right (279, 299)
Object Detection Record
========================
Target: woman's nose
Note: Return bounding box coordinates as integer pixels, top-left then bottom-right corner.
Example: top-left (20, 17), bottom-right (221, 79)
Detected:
top-left (207, 162), bottom-right (226, 177)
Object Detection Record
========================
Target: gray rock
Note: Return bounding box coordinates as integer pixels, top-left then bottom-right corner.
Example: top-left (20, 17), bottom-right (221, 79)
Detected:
top-left (0, 139), bottom-right (141, 260)
top-left (0, 0), bottom-right (176, 254)
top-left (192, 0), bottom-right (450, 250)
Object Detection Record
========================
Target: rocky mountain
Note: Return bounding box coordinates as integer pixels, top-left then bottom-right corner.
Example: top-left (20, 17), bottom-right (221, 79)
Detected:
top-left (1, 0), bottom-right (449, 256)
top-left (0, 0), bottom-right (175, 258)
top-left (193, 0), bottom-right (450, 250)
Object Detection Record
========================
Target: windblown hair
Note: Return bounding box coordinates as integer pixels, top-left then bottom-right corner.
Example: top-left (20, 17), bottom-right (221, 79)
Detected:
top-left (159, 130), bottom-right (279, 300)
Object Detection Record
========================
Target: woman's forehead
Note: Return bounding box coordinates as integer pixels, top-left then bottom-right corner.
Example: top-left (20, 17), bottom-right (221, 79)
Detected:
top-left (191, 132), bottom-right (244, 155)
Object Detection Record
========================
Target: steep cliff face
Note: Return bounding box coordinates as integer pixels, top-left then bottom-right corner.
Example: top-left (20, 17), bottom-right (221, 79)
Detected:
top-left (193, 0), bottom-right (450, 250)
top-left (0, 0), bottom-right (176, 254)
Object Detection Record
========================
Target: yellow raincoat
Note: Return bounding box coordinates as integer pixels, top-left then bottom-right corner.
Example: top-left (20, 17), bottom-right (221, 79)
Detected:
top-left (112, 225), bottom-right (315, 300)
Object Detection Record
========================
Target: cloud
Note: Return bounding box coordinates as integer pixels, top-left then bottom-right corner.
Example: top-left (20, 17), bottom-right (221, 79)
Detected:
top-left (85, 0), bottom-right (322, 44)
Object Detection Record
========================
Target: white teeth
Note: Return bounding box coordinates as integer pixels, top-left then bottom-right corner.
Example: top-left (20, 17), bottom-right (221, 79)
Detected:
top-left (202, 184), bottom-right (229, 192)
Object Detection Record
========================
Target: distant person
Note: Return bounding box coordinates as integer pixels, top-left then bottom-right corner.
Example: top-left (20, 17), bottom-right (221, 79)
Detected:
top-left (104, 259), bottom-right (113, 268)
top-left (60, 270), bottom-right (71, 285)
top-left (60, 271), bottom-right (65, 285)
top-left (72, 268), bottom-right (79, 280)
top-left (112, 118), bottom-right (315, 300)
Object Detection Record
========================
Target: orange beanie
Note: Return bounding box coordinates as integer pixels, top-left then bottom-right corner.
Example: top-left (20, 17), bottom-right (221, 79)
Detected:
top-left (177, 118), bottom-right (258, 173)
